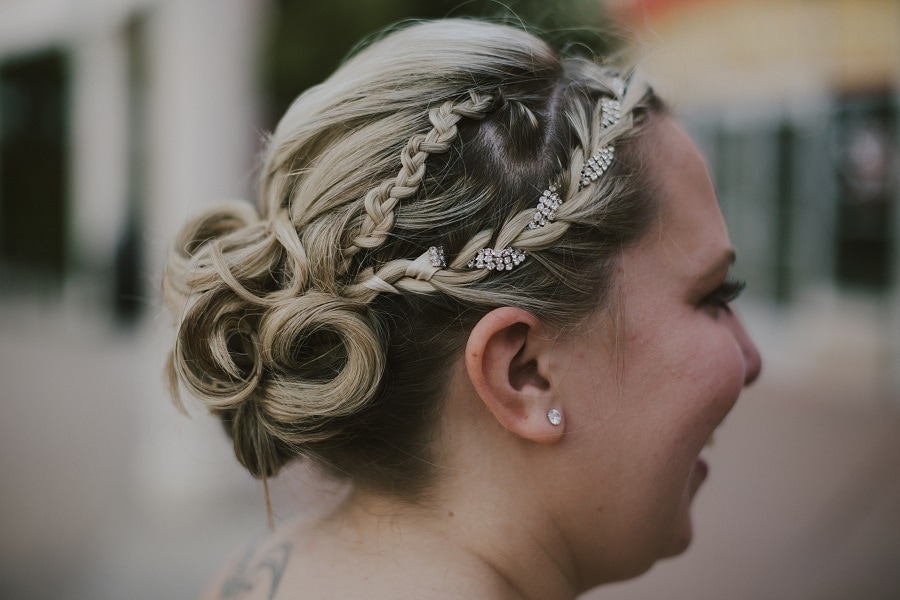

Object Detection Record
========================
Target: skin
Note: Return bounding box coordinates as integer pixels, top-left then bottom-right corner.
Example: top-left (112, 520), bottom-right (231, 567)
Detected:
top-left (201, 116), bottom-right (761, 600)
top-left (534, 115), bottom-right (763, 586)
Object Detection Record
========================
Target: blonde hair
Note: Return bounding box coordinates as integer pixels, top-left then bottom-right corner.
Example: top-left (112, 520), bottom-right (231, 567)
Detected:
top-left (163, 19), bottom-right (663, 492)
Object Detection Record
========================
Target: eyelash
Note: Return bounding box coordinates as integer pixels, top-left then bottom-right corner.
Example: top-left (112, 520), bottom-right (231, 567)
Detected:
top-left (705, 278), bottom-right (746, 309)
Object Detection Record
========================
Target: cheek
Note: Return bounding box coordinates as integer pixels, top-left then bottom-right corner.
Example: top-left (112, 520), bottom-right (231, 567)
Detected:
top-left (686, 345), bottom-right (742, 401)
top-left (697, 325), bottom-right (748, 397)
top-left (677, 339), bottom-right (744, 421)
top-left (624, 319), bottom-right (747, 457)
top-left (649, 343), bottom-right (746, 484)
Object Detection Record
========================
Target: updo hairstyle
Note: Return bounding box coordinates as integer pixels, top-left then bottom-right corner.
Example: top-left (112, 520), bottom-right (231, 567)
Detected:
top-left (163, 19), bottom-right (664, 495)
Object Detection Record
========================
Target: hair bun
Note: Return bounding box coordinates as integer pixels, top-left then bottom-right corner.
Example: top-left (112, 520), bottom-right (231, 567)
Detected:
top-left (174, 286), bottom-right (264, 409)
top-left (257, 292), bottom-right (385, 425)
top-left (165, 199), bottom-right (387, 477)
top-left (233, 292), bottom-right (386, 478)
top-left (173, 286), bottom-right (386, 478)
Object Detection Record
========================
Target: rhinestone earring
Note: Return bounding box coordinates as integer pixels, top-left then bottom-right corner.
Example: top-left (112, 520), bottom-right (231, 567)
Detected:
top-left (547, 408), bottom-right (562, 426)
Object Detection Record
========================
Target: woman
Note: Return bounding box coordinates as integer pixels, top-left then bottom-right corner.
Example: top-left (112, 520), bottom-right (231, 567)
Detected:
top-left (163, 19), bottom-right (761, 599)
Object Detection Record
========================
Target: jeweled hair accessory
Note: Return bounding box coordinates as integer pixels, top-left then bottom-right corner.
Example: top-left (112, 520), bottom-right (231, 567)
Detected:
top-left (430, 91), bottom-right (623, 273)
top-left (527, 185), bottom-right (560, 230)
top-left (579, 98), bottom-right (621, 188)
top-left (428, 246), bottom-right (446, 268)
top-left (466, 247), bottom-right (526, 271)
top-left (579, 145), bottom-right (614, 188)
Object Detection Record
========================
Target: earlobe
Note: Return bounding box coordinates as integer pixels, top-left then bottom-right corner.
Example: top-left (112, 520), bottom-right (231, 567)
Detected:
top-left (465, 307), bottom-right (564, 444)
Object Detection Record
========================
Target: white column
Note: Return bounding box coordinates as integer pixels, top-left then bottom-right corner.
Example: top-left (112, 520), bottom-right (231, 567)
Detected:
top-left (137, 0), bottom-right (268, 511)
top-left (144, 0), bottom-right (265, 270)
top-left (68, 29), bottom-right (130, 276)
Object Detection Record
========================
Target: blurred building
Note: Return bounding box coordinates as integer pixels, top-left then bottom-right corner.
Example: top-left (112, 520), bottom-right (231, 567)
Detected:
top-left (610, 0), bottom-right (900, 402)
top-left (0, 1), bottom-right (898, 598)
top-left (0, 1), bottom-right (267, 596)
top-left (0, 0), bottom-right (264, 319)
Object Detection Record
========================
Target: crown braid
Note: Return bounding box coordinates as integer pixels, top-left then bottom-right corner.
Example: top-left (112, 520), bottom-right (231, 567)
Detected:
top-left (343, 88), bottom-right (634, 305)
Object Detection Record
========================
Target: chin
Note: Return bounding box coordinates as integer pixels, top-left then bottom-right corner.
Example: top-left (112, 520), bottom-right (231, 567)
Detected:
top-left (593, 503), bottom-right (698, 585)
top-left (662, 527), bottom-right (693, 558)
top-left (659, 459), bottom-right (707, 558)
top-left (661, 511), bottom-right (695, 558)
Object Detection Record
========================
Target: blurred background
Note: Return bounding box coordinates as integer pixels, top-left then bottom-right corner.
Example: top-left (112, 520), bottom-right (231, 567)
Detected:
top-left (1, 0), bottom-right (898, 598)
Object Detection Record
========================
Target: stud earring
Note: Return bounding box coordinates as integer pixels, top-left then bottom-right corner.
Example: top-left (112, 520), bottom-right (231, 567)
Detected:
top-left (547, 408), bottom-right (562, 426)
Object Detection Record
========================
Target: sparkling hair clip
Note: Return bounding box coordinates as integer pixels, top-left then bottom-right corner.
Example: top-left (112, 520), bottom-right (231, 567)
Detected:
top-left (428, 245), bottom-right (446, 268)
top-left (431, 92), bottom-right (623, 272)
top-left (579, 98), bottom-right (621, 188)
top-left (466, 247), bottom-right (526, 271)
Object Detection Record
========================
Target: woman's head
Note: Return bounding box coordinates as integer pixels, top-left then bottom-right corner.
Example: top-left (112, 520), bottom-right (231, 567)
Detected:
top-left (163, 19), bottom-right (665, 493)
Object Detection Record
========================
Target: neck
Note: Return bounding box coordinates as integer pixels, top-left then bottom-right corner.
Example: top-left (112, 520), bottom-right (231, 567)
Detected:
top-left (322, 458), bottom-right (582, 600)
top-left (443, 453), bottom-right (584, 600)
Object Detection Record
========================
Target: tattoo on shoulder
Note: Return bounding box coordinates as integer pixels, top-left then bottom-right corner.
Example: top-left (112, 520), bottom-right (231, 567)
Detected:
top-left (220, 536), bottom-right (292, 600)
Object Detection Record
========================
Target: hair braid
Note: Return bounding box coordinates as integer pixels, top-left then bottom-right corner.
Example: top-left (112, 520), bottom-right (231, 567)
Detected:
top-left (341, 119), bottom-right (604, 305)
top-left (346, 92), bottom-right (495, 259)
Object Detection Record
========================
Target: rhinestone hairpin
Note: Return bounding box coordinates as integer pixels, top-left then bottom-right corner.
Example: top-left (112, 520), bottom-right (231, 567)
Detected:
top-left (466, 248), bottom-right (526, 271)
top-left (527, 185), bottom-right (561, 230)
top-left (600, 97), bottom-right (621, 128)
top-left (578, 98), bottom-right (621, 188)
top-left (428, 246), bottom-right (446, 268)
top-left (579, 145), bottom-right (614, 188)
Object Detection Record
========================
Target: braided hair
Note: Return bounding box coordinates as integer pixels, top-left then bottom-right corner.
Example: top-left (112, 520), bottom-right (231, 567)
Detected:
top-left (163, 19), bottom-right (664, 495)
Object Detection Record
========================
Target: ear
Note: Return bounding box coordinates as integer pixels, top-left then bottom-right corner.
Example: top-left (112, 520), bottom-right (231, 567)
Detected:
top-left (465, 307), bottom-right (563, 444)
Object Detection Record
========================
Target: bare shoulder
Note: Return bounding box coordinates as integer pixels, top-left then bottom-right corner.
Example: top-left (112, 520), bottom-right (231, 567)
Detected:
top-left (200, 528), bottom-right (296, 600)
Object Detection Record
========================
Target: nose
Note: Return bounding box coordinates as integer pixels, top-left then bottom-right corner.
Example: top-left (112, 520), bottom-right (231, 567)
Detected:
top-left (732, 312), bottom-right (761, 386)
